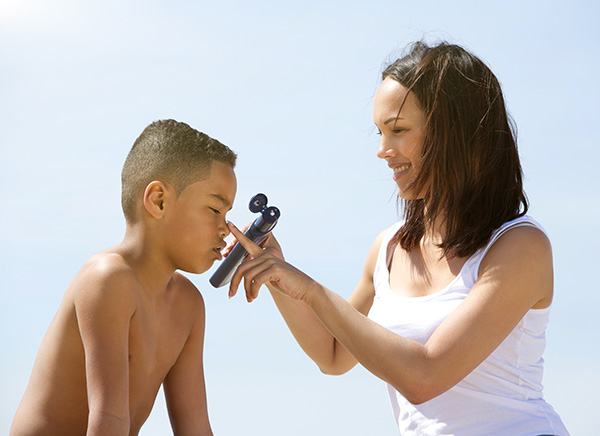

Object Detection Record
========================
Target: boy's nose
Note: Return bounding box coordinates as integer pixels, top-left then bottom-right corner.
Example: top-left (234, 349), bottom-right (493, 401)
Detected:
top-left (219, 222), bottom-right (230, 239)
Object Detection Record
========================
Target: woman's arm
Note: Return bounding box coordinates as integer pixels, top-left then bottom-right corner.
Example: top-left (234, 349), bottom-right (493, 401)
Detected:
top-left (229, 223), bottom-right (553, 404)
top-left (229, 227), bottom-right (387, 375)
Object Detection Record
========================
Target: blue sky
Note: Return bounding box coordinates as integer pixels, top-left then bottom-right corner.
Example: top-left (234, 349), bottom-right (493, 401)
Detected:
top-left (1, 0), bottom-right (598, 434)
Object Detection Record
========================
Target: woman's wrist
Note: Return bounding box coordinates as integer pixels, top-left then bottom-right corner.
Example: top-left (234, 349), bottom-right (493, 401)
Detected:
top-left (302, 278), bottom-right (326, 308)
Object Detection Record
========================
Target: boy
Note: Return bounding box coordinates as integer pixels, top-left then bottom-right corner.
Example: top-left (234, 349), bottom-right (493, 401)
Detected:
top-left (10, 119), bottom-right (237, 436)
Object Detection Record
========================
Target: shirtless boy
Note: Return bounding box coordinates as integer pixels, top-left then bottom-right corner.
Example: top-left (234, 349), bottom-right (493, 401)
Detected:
top-left (10, 119), bottom-right (237, 436)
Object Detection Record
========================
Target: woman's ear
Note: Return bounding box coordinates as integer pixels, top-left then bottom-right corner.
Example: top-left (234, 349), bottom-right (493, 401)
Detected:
top-left (143, 181), bottom-right (168, 219)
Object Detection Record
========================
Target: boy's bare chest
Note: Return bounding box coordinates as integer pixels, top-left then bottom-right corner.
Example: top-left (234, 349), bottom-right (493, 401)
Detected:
top-left (127, 302), bottom-right (191, 386)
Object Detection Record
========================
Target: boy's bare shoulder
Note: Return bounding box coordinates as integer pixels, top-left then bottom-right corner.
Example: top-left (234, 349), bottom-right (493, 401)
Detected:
top-left (69, 251), bottom-right (140, 308)
top-left (169, 272), bottom-right (206, 310)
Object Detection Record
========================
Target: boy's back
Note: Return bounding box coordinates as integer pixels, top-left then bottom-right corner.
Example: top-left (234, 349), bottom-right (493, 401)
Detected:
top-left (10, 120), bottom-right (238, 436)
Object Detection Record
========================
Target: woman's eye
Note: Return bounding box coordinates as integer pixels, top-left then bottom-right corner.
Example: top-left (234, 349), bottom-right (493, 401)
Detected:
top-left (393, 128), bottom-right (406, 134)
top-left (210, 208), bottom-right (221, 215)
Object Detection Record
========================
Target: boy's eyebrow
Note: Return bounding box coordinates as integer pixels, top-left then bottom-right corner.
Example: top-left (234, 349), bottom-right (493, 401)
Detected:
top-left (210, 193), bottom-right (232, 209)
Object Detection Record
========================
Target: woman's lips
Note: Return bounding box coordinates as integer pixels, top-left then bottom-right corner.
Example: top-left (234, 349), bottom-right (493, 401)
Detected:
top-left (390, 163), bottom-right (411, 180)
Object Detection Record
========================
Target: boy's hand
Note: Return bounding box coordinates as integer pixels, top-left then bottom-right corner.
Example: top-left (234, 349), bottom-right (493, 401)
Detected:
top-left (227, 222), bottom-right (313, 303)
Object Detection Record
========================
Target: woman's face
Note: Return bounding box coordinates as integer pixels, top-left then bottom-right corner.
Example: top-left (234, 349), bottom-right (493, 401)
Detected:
top-left (374, 77), bottom-right (427, 200)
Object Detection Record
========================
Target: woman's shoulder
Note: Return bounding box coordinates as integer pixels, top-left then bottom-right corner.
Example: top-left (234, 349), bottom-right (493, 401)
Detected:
top-left (378, 220), bottom-right (404, 244)
top-left (497, 214), bottom-right (546, 235)
top-left (493, 214), bottom-right (551, 256)
top-left (479, 218), bottom-right (553, 307)
top-left (474, 215), bottom-right (552, 280)
top-left (362, 221), bottom-right (404, 277)
top-left (489, 224), bottom-right (551, 258)
top-left (480, 215), bottom-right (548, 257)
top-left (372, 221), bottom-right (404, 254)
top-left (461, 215), bottom-right (551, 284)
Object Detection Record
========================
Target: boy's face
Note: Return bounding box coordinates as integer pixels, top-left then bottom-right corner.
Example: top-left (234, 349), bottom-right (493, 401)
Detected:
top-left (162, 161), bottom-right (237, 274)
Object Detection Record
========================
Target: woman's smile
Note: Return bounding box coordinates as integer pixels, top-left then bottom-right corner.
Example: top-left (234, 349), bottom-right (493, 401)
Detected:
top-left (390, 162), bottom-right (412, 180)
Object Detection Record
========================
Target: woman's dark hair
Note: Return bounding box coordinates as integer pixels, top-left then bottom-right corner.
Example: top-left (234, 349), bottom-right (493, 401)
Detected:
top-left (383, 41), bottom-right (528, 258)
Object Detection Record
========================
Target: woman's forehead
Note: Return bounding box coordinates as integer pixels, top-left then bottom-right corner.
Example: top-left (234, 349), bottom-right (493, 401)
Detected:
top-left (374, 78), bottom-right (424, 123)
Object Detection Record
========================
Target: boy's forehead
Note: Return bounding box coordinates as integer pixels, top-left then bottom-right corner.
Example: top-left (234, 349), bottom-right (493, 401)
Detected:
top-left (192, 161), bottom-right (237, 205)
top-left (209, 192), bottom-right (232, 207)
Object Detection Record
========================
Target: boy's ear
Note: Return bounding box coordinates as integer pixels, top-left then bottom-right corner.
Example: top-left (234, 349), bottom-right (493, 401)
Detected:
top-left (143, 181), bottom-right (169, 220)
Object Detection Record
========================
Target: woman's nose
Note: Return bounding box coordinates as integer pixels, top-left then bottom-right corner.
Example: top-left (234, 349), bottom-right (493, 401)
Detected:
top-left (376, 137), bottom-right (396, 160)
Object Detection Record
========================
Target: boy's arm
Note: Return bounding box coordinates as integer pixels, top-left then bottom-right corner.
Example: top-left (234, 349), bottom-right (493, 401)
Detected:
top-left (73, 260), bottom-right (137, 436)
top-left (163, 282), bottom-right (213, 436)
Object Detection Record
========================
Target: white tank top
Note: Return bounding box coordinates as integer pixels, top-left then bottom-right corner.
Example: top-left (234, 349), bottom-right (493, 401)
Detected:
top-left (368, 216), bottom-right (569, 436)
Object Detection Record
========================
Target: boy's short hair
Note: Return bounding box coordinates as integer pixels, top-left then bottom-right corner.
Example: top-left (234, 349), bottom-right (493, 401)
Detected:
top-left (121, 119), bottom-right (237, 223)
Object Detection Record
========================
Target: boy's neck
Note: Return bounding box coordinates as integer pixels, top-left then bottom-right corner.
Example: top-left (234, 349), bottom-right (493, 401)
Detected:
top-left (115, 224), bottom-right (177, 295)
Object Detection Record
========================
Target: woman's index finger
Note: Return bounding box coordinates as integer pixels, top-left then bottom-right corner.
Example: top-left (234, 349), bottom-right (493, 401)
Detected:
top-left (227, 221), bottom-right (263, 257)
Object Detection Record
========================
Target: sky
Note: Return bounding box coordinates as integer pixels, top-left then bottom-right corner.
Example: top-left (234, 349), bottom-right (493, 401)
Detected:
top-left (1, 0), bottom-right (599, 434)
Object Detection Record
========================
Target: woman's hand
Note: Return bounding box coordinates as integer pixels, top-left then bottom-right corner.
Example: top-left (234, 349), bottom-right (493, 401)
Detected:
top-left (227, 222), bottom-right (316, 303)
top-left (221, 222), bottom-right (284, 260)
top-left (221, 222), bottom-right (250, 259)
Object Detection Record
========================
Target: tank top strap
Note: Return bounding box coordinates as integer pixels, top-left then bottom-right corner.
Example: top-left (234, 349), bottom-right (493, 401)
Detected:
top-left (373, 221), bottom-right (404, 294)
top-left (462, 215), bottom-right (547, 286)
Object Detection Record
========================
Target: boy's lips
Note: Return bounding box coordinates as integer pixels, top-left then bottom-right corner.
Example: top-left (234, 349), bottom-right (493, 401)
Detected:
top-left (213, 244), bottom-right (225, 260)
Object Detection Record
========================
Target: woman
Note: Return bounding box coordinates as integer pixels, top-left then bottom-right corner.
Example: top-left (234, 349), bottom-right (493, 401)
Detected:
top-left (227, 41), bottom-right (569, 435)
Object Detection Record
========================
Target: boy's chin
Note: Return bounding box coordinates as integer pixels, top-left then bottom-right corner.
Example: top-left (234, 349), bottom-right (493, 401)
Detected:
top-left (180, 260), bottom-right (215, 274)
top-left (187, 258), bottom-right (218, 275)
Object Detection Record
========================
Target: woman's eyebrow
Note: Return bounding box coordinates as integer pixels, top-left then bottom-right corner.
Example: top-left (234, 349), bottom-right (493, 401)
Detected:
top-left (384, 116), bottom-right (404, 125)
